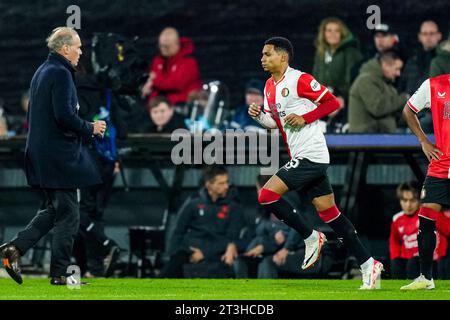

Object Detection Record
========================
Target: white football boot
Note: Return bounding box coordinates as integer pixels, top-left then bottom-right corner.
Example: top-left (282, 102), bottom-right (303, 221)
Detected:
top-left (400, 274), bottom-right (435, 290)
top-left (301, 230), bottom-right (327, 270)
top-left (360, 259), bottom-right (384, 290)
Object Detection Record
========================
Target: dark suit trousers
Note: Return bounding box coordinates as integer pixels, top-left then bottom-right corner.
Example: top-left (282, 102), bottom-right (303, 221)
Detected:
top-left (75, 159), bottom-right (116, 275)
top-left (10, 189), bottom-right (79, 277)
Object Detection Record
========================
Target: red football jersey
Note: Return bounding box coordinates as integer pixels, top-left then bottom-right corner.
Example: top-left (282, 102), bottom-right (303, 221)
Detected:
top-left (390, 210), bottom-right (447, 260)
top-left (407, 74), bottom-right (450, 179)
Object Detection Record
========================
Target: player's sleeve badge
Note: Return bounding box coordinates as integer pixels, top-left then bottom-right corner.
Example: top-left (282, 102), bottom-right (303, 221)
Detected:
top-left (310, 79), bottom-right (320, 92)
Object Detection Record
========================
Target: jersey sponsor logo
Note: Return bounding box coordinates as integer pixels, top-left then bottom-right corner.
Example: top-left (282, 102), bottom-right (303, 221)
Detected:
top-left (267, 102), bottom-right (284, 119)
top-left (281, 87), bottom-right (290, 97)
top-left (437, 91), bottom-right (446, 98)
top-left (267, 102), bottom-right (277, 114)
top-left (403, 234), bottom-right (418, 249)
top-left (310, 79), bottom-right (320, 92)
top-left (267, 91), bottom-right (271, 98)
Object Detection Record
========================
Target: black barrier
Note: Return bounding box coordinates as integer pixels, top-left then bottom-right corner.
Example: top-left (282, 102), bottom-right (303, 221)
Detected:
top-left (0, 134), bottom-right (431, 221)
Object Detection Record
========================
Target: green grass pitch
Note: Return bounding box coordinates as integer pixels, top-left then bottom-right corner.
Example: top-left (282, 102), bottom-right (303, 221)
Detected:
top-left (0, 278), bottom-right (449, 300)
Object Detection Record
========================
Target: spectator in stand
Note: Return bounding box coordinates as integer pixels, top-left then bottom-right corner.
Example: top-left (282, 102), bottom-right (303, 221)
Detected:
top-left (184, 89), bottom-right (211, 132)
top-left (429, 29), bottom-right (450, 77)
top-left (19, 91), bottom-right (30, 134)
top-left (0, 117), bottom-right (7, 138)
top-left (348, 50), bottom-right (408, 133)
top-left (0, 99), bottom-right (7, 138)
top-left (390, 181), bottom-right (448, 279)
top-left (4, 91), bottom-right (31, 136)
top-left (399, 21), bottom-right (442, 95)
top-left (372, 24), bottom-right (402, 56)
top-left (398, 21), bottom-right (442, 134)
top-left (160, 165), bottom-right (244, 278)
top-left (234, 213), bottom-right (291, 278)
top-left (402, 21), bottom-right (443, 134)
top-left (234, 175), bottom-right (333, 279)
top-left (141, 27), bottom-right (202, 111)
top-left (234, 175), bottom-right (291, 278)
top-left (312, 17), bottom-right (363, 132)
top-left (143, 96), bottom-right (186, 133)
top-left (230, 78), bottom-right (265, 131)
top-left (351, 23), bottom-right (405, 82)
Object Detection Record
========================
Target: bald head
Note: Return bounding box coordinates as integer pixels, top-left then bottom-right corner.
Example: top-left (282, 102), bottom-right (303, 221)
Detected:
top-left (46, 27), bottom-right (78, 51)
top-left (159, 27), bottom-right (180, 58)
top-left (46, 27), bottom-right (82, 66)
top-left (418, 21), bottom-right (442, 50)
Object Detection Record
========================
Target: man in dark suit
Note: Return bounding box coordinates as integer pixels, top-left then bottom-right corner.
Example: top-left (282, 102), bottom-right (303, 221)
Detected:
top-left (0, 27), bottom-right (106, 285)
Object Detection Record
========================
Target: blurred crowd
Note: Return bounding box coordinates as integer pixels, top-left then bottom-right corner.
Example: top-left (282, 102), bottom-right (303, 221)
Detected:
top-left (0, 19), bottom-right (449, 139)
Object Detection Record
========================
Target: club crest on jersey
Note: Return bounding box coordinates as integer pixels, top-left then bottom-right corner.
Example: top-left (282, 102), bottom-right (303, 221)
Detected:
top-left (310, 79), bottom-right (320, 92)
top-left (281, 88), bottom-right (289, 97)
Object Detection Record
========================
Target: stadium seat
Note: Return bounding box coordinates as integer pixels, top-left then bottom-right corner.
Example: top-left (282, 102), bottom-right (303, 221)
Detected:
top-left (127, 209), bottom-right (168, 278)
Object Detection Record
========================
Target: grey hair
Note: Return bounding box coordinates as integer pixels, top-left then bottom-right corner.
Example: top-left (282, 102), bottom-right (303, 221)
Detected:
top-left (46, 27), bottom-right (78, 51)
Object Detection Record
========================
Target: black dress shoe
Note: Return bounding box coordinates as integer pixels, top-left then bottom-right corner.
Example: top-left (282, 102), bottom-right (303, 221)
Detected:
top-left (50, 275), bottom-right (90, 286)
top-left (103, 245), bottom-right (121, 278)
top-left (0, 243), bottom-right (23, 285)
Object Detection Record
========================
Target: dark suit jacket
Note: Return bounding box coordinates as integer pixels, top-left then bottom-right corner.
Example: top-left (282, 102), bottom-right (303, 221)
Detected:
top-left (25, 52), bottom-right (101, 188)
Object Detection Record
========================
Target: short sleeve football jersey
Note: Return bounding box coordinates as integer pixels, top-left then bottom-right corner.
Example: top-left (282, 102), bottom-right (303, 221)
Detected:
top-left (264, 67), bottom-right (330, 163)
top-left (408, 75), bottom-right (450, 179)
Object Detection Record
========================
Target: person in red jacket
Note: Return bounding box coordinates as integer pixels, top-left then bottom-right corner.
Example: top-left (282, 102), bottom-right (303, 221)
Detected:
top-left (390, 181), bottom-right (448, 279)
top-left (141, 27), bottom-right (202, 110)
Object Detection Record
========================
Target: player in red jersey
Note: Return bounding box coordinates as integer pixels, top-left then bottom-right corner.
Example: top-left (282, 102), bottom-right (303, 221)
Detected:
top-left (249, 37), bottom-right (383, 289)
top-left (390, 181), bottom-right (447, 279)
top-left (401, 74), bottom-right (450, 290)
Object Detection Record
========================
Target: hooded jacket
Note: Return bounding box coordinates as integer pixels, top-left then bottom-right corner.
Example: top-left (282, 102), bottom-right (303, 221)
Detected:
top-left (348, 58), bottom-right (408, 133)
top-left (149, 37), bottom-right (202, 105)
top-left (312, 32), bottom-right (363, 100)
top-left (429, 40), bottom-right (450, 77)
